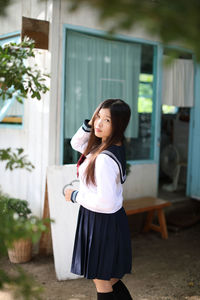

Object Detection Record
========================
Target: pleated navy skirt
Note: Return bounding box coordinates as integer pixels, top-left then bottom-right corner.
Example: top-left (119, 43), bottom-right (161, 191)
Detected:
top-left (71, 205), bottom-right (132, 280)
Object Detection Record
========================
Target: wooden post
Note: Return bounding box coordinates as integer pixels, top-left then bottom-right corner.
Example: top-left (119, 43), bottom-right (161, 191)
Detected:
top-left (39, 181), bottom-right (53, 255)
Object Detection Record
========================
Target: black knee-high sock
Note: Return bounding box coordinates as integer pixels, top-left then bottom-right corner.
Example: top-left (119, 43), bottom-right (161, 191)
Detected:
top-left (97, 291), bottom-right (115, 300)
top-left (112, 280), bottom-right (132, 300)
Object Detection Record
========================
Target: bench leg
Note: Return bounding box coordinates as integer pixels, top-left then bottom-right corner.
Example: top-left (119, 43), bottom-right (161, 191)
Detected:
top-left (157, 208), bottom-right (168, 239)
top-left (143, 209), bottom-right (169, 239)
top-left (143, 210), bottom-right (155, 233)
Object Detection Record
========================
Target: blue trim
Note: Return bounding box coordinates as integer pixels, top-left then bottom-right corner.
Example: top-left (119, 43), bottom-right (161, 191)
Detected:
top-left (154, 45), bottom-right (163, 161)
top-left (0, 97), bottom-right (15, 121)
top-left (60, 26), bottom-right (68, 164)
top-left (154, 45), bottom-right (163, 194)
top-left (82, 120), bottom-right (92, 132)
top-left (150, 46), bottom-right (157, 160)
top-left (0, 123), bottom-right (23, 129)
top-left (128, 160), bottom-right (157, 165)
top-left (163, 43), bottom-right (193, 54)
top-left (63, 24), bottom-right (195, 54)
top-left (63, 24), bottom-right (160, 46)
top-left (0, 31), bottom-right (20, 40)
top-left (186, 107), bottom-right (194, 196)
top-left (71, 190), bottom-right (78, 203)
top-left (186, 62), bottom-right (200, 197)
top-left (0, 90), bottom-right (23, 129)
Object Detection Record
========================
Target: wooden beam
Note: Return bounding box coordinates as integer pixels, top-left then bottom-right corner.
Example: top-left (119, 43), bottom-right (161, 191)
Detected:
top-left (1, 117), bottom-right (22, 123)
top-left (39, 181), bottom-right (53, 255)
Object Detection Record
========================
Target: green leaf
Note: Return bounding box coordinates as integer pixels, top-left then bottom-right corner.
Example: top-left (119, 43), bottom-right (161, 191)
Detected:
top-left (0, 37), bottom-right (49, 102)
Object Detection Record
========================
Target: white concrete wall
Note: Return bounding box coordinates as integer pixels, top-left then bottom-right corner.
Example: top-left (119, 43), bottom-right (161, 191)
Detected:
top-left (49, 0), bottom-right (159, 200)
top-left (0, 0), bottom-right (158, 220)
top-left (0, 0), bottom-right (52, 216)
top-left (123, 164), bottom-right (157, 199)
top-left (0, 0), bottom-right (52, 34)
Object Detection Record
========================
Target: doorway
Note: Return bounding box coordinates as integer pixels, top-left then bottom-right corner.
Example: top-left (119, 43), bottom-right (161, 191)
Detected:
top-left (158, 49), bottom-right (194, 202)
top-left (158, 106), bottom-right (190, 202)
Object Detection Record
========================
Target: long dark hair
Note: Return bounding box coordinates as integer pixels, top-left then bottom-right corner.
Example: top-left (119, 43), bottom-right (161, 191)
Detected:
top-left (83, 99), bottom-right (131, 186)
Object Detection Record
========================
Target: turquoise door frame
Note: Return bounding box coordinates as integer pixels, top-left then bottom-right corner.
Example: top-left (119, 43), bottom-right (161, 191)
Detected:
top-left (61, 24), bottom-right (164, 169)
top-left (152, 44), bottom-right (163, 167)
top-left (187, 64), bottom-right (200, 199)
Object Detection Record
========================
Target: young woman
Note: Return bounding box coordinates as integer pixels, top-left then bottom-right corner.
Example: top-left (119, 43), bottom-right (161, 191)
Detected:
top-left (65, 99), bottom-right (133, 300)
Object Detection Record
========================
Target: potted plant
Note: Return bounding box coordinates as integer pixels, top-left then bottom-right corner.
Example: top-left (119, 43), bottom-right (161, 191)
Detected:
top-left (0, 193), bottom-right (51, 263)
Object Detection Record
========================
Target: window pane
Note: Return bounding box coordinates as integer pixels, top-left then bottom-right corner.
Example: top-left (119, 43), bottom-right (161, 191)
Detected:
top-left (0, 34), bottom-right (23, 126)
top-left (125, 45), bottom-right (155, 161)
top-left (63, 32), bottom-right (156, 163)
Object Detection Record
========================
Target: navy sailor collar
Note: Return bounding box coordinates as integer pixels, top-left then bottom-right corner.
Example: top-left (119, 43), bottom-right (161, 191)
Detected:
top-left (101, 145), bottom-right (127, 184)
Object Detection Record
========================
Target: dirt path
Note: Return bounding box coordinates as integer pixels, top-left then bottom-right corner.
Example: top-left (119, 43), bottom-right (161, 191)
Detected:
top-left (1, 220), bottom-right (200, 300)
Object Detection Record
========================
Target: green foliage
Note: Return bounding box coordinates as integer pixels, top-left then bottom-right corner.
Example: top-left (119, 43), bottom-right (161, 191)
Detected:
top-left (138, 97), bottom-right (152, 113)
top-left (0, 200), bottom-right (43, 298)
top-left (138, 73), bottom-right (153, 113)
top-left (0, 37), bottom-right (49, 103)
top-left (0, 199), bottom-right (17, 256)
top-left (0, 267), bottom-right (44, 300)
top-left (0, 193), bottom-right (52, 299)
top-left (2, 197), bottom-right (32, 218)
top-left (0, 148), bottom-right (35, 171)
top-left (68, 0), bottom-right (200, 60)
top-left (0, 0), bottom-right (12, 16)
top-left (0, 193), bottom-right (52, 249)
top-left (162, 105), bottom-right (177, 114)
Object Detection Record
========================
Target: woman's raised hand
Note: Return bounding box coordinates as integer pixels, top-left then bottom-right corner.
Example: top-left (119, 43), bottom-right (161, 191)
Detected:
top-left (88, 104), bottom-right (101, 126)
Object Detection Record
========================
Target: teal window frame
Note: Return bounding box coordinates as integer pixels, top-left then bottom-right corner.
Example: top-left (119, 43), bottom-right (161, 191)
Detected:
top-left (61, 24), bottom-right (163, 166)
top-left (0, 31), bottom-right (24, 129)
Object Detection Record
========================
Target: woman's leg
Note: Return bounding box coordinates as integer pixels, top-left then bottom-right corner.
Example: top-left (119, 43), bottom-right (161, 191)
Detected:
top-left (110, 278), bottom-right (119, 286)
top-left (93, 279), bottom-right (114, 300)
top-left (111, 278), bottom-right (132, 300)
top-left (93, 278), bottom-right (132, 299)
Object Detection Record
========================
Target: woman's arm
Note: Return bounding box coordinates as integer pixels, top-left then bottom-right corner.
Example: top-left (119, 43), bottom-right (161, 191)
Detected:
top-left (72, 154), bottom-right (121, 213)
top-left (70, 119), bottom-right (91, 154)
top-left (65, 189), bottom-right (77, 203)
top-left (93, 154), bottom-right (120, 212)
top-left (71, 105), bottom-right (101, 153)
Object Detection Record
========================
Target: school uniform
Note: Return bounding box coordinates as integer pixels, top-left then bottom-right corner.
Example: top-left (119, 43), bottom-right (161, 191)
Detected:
top-left (70, 120), bottom-right (132, 280)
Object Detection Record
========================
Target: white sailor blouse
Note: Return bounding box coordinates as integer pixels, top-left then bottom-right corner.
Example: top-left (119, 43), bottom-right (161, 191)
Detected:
top-left (70, 120), bottom-right (127, 214)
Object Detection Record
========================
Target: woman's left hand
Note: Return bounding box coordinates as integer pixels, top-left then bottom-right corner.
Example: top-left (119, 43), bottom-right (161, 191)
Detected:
top-left (64, 188), bottom-right (74, 202)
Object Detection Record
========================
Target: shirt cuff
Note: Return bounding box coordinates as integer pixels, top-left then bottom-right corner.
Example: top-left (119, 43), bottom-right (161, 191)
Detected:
top-left (70, 190), bottom-right (79, 203)
top-left (82, 119), bottom-right (92, 132)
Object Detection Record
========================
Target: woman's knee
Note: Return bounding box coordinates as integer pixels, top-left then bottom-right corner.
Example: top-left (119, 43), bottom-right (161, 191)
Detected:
top-left (93, 279), bottom-right (113, 293)
top-left (110, 278), bottom-right (120, 286)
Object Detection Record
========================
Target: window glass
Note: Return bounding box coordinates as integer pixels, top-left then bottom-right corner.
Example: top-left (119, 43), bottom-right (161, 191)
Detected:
top-left (63, 31), bottom-right (156, 163)
top-left (0, 34), bottom-right (23, 127)
top-left (162, 105), bottom-right (178, 114)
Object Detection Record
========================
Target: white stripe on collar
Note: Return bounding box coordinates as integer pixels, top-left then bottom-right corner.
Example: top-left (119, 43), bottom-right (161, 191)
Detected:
top-left (101, 150), bottom-right (126, 184)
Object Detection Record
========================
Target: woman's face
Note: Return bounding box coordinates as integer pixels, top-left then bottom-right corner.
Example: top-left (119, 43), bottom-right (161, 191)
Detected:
top-left (94, 108), bottom-right (112, 142)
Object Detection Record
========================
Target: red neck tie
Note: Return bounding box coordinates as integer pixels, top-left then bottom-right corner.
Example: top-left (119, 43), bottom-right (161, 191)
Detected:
top-left (77, 154), bottom-right (86, 177)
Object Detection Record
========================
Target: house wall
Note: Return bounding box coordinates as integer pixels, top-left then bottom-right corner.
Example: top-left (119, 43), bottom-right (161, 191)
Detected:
top-left (49, 0), bottom-right (159, 199)
top-left (0, 0), bottom-right (159, 219)
top-left (0, 0), bottom-right (52, 216)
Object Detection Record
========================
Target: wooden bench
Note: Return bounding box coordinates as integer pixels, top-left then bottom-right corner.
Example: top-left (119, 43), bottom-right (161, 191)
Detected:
top-left (123, 197), bottom-right (171, 239)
